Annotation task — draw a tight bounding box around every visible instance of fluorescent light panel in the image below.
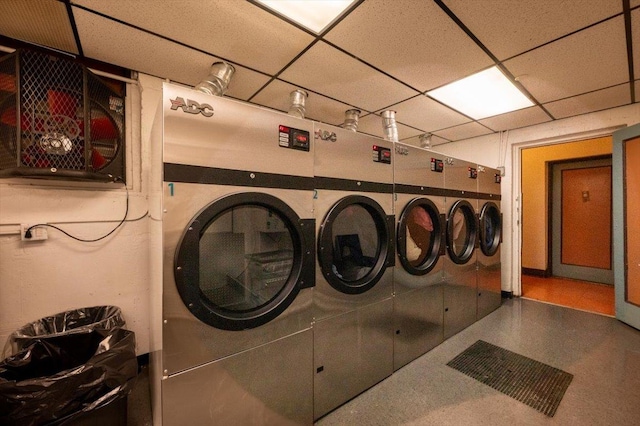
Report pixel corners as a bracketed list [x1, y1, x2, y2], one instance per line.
[256, 0, 356, 34]
[427, 66, 534, 120]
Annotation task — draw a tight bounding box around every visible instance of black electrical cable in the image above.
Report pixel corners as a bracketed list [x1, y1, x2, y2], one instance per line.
[25, 177, 130, 242]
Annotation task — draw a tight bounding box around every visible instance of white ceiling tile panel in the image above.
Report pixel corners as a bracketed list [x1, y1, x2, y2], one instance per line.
[0, 0, 78, 54]
[73, 7, 270, 100]
[250, 79, 359, 125]
[432, 122, 493, 141]
[479, 106, 552, 132]
[543, 84, 631, 119]
[324, 0, 493, 92]
[356, 114, 423, 140]
[279, 41, 418, 112]
[503, 16, 628, 103]
[390, 95, 471, 133]
[442, 0, 622, 60]
[73, 0, 314, 74]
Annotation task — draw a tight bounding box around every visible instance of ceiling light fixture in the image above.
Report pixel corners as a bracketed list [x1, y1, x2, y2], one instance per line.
[255, 0, 357, 34]
[426, 66, 534, 120]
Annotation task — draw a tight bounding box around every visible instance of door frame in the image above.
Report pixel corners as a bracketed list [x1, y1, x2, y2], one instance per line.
[549, 156, 613, 284]
[509, 125, 623, 296]
[613, 123, 640, 330]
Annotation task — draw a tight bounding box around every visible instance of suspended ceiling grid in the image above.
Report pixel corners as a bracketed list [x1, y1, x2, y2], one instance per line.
[0, 0, 638, 146]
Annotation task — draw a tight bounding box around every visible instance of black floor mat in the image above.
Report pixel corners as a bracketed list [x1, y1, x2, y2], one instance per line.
[447, 340, 573, 417]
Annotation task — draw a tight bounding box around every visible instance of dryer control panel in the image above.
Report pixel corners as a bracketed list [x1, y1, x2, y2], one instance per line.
[372, 145, 391, 164]
[279, 125, 310, 151]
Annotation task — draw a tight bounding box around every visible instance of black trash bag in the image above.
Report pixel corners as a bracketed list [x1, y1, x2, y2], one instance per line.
[2, 305, 125, 359]
[0, 307, 137, 426]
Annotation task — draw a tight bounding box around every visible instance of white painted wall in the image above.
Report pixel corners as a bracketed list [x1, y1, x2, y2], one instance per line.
[433, 103, 640, 296]
[0, 80, 151, 355]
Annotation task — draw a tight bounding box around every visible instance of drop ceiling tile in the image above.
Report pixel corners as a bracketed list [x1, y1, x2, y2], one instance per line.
[251, 79, 360, 125]
[324, 0, 493, 92]
[401, 134, 450, 148]
[356, 113, 423, 140]
[73, 0, 314, 74]
[280, 41, 418, 112]
[0, 0, 78, 54]
[73, 7, 269, 100]
[479, 106, 551, 132]
[442, 0, 622, 60]
[543, 84, 631, 119]
[389, 95, 470, 133]
[503, 16, 628, 103]
[432, 122, 493, 141]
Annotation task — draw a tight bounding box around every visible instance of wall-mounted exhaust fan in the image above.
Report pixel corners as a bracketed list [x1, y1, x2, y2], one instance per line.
[0, 49, 125, 181]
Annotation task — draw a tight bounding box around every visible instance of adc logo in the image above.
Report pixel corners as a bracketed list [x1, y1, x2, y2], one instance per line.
[395, 145, 409, 155]
[169, 97, 214, 117]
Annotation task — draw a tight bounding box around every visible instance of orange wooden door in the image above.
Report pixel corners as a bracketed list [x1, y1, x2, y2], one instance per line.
[551, 158, 613, 284]
[561, 166, 611, 269]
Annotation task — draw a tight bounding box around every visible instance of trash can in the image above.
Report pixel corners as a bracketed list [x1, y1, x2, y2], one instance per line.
[0, 306, 138, 426]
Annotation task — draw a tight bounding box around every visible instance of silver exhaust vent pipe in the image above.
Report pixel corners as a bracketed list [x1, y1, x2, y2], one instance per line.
[195, 62, 235, 96]
[419, 133, 432, 149]
[342, 109, 361, 132]
[381, 110, 399, 142]
[288, 89, 308, 118]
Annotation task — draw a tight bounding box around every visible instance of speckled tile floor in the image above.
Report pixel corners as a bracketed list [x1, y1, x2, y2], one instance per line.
[315, 298, 640, 425]
[126, 298, 640, 425]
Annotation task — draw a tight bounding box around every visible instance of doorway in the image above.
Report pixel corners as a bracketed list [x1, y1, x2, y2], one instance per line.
[550, 157, 613, 284]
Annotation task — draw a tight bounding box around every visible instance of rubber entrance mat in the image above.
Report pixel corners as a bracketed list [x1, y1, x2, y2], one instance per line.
[447, 340, 573, 417]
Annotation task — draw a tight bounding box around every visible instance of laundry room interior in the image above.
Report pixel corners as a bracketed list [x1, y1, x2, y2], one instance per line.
[1, 1, 640, 425]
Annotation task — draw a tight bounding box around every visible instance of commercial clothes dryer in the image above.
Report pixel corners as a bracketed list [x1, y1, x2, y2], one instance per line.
[312, 124, 395, 419]
[443, 157, 479, 339]
[476, 166, 502, 319]
[393, 143, 446, 370]
[160, 83, 315, 425]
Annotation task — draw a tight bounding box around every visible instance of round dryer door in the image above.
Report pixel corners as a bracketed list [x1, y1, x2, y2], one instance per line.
[174, 192, 314, 331]
[318, 195, 394, 294]
[479, 201, 501, 256]
[446, 200, 478, 264]
[397, 198, 443, 275]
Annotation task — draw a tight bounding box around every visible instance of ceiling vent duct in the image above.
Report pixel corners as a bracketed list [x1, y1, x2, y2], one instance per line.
[195, 62, 235, 96]
[288, 89, 308, 118]
[381, 110, 398, 142]
[342, 109, 361, 132]
[419, 133, 432, 149]
[0, 49, 125, 182]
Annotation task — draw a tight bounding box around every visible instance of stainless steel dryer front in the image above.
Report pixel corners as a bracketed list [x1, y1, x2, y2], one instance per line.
[477, 166, 502, 319]
[393, 143, 446, 370]
[443, 157, 479, 339]
[160, 83, 315, 425]
[312, 124, 395, 419]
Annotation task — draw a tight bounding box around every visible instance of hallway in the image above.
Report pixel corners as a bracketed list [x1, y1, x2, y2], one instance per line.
[521, 275, 615, 316]
[315, 298, 640, 425]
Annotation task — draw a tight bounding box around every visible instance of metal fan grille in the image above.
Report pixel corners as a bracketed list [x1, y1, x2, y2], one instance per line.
[0, 49, 125, 181]
[20, 50, 85, 170]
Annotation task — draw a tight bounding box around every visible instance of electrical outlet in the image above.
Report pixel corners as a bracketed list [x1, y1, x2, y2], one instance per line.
[21, 224, 48, 241]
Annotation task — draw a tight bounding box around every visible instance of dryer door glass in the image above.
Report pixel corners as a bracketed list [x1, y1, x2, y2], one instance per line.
[175, 192, 313, 331]
[479, 202, 501, 256]
[398, 198, 442, 275]
[318, 195, 393, 294]
[199, 205, 294, 311]
[331, 204, 379, 282]
[446, 200, 477, 264]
